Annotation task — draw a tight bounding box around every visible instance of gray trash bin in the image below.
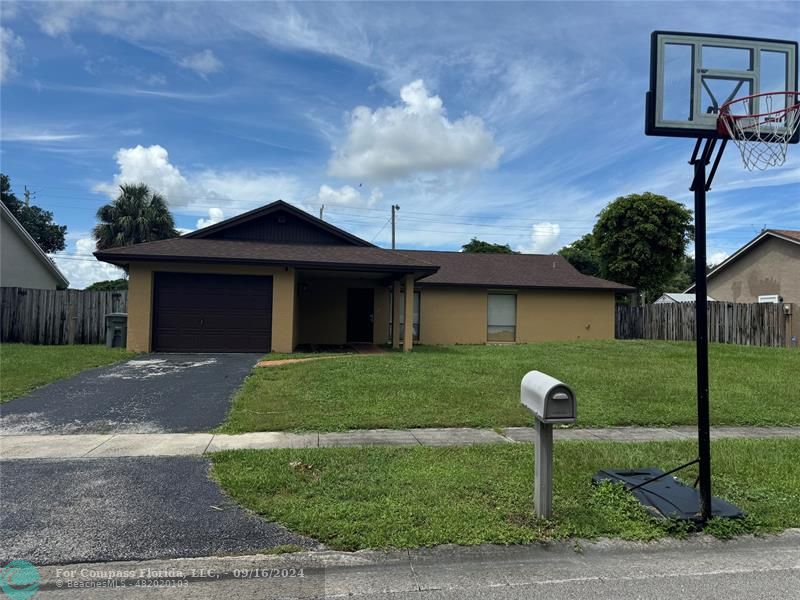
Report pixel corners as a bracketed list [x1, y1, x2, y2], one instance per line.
[105, 313, 128, 348]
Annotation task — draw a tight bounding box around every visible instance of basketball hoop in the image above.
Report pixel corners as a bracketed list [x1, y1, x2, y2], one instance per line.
[717, 91, 800, 171]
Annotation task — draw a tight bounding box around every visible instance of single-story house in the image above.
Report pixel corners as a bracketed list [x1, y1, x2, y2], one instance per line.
[95, 200, 634, 353]
[686, 228, 800, 342]
[654, 292, 716, 304]
[1, 202, 69, 290]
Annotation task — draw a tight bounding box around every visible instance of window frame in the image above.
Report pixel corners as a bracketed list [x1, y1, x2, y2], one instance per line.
[487, 291, 517, 343]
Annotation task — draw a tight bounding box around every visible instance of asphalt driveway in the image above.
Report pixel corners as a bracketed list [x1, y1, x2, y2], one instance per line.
[0, 353, 260, 434]
[0, 456, 317, 565]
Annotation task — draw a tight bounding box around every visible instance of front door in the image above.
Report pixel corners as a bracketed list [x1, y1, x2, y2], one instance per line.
[346, 288, 374, 343]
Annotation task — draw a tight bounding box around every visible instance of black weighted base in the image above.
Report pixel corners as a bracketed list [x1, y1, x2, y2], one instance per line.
[593, 468, 745, 524]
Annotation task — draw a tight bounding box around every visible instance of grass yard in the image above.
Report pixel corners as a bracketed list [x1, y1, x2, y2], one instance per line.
[220, 340, 799, 432]
[0, 343, 135, 402]
[211, 438, 800, 550]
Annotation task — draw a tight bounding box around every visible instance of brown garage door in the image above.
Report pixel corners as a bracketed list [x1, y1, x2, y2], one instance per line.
[152, 272, 273, 352]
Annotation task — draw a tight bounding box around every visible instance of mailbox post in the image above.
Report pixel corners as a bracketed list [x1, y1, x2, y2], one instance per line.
[520, 371, 576, 519]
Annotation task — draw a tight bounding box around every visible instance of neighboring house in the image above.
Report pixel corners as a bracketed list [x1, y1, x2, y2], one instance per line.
[95, 200, 633, 353]
[1, 202, 69, 290]
[686, 229, 800, 342]
[654, 292, 716, 304]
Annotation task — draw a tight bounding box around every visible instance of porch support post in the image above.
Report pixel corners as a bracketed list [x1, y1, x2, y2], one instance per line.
[392, 279, 402, 349]
[403, 273, 414, 352]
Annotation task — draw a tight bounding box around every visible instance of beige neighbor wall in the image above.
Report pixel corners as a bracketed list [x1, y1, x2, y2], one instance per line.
[705, 236, 800, 342]
[126, 262, 296, 353]
[296, 277, 389, 345]
[0, 215, 63, 289]
[416, 286, 616, 345]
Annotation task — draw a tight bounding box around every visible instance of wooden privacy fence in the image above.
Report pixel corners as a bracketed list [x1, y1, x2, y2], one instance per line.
[616, 301, 789, 348]
[1, 287, 128, 345]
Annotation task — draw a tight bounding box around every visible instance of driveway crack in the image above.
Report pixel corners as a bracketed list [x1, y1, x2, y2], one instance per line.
[407, 429, 423, 445]
[203, 434, 215, 455]
[82, 434, 116, 457]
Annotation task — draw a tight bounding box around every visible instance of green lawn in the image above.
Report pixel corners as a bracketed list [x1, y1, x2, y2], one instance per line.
[0, 343, 136, 402]
[211, 438, 800, 550]
[220, 341, 799, 432]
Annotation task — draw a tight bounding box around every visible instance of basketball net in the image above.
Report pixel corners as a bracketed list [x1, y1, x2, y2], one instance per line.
[717, 91, 800, 171]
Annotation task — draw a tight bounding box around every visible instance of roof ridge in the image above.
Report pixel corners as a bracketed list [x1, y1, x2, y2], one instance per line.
[183, 200, 375, 247]
[396, 248, 563, 258]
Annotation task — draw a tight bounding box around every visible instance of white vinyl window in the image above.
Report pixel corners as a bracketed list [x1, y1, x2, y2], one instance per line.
[487, 293, 516, 342]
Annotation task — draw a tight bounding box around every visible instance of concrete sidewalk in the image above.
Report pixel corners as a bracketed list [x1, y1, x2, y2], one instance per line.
[2, 425, 799, 460]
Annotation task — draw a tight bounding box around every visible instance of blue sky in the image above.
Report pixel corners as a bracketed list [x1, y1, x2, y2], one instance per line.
[1, 1, 798, 288]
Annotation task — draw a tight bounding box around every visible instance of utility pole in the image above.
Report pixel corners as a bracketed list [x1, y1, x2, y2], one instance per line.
[23, 186, 35, 207]
[319, 205, 325, 220]
[391, 204, 400, 249]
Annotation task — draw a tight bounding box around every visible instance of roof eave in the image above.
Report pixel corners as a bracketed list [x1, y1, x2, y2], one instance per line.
[416, 281, 635, 292]
[93, 252, 438, 275]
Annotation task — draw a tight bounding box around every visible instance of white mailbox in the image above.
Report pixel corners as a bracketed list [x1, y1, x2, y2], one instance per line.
[521, 371, 576, 424]
[520, 370, 577, 519]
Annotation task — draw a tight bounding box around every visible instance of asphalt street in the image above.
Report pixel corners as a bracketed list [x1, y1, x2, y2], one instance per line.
[27, 530, 800, 599]
[0, 456, 317, 565]
[0, 353, 260, 434]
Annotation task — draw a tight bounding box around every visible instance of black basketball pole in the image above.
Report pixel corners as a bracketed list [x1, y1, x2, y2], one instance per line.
[689, 137, 726, 523]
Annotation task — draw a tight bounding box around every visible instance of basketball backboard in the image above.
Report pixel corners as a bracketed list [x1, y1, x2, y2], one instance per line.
[646, 31, 799, 142]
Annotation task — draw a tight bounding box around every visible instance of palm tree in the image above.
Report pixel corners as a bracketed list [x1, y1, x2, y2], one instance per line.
[93, 184, 180, 250]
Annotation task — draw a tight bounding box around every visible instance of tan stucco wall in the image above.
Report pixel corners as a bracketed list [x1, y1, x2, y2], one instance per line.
[418, 287, 488, 345]
[705, 237, 800, 342]
[126, 262, 618, 352]
[516, 289, 615, 341]
[296, 277, 389, 345]
[0, 214, 63, 289]
[415, 286, 616, 345]
[126, 262, 296, 353]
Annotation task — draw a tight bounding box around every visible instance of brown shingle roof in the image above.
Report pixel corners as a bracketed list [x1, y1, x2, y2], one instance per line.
[95, 239, 633, 291]
[770, 229, 800, 243]
[398, 250, 634, 291]
[95, 238, 438, 273]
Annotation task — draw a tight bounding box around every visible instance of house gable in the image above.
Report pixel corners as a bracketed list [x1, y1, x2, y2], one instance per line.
[1, 202, 69, 289]
[686, 229, 800, 295]
[185, 200, 374, 246]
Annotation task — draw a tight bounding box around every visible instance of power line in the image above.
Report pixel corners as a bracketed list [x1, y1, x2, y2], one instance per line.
[370, 216, 393, 243]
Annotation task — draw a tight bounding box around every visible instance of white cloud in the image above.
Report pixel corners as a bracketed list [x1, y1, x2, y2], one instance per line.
[93, 145, 193, 204]
[328, 79, 502, 182]
[0, 26, 24, 82]
[318, 184, 382, 207]
[177, 49, 223, 77]
[2, 130, 87, 142]
[196, 208, 224, 229]
[518, 222, 561, 254]
[52, 236, 125, 290]
[94, 144, 304, 217]
[708, 251, 729, 266]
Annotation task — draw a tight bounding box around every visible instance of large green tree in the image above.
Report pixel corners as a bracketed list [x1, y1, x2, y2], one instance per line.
[93, 183, 179, 250]
[1, 173, 67, 253]
[558, 233, 600, 276]
[592, 192, 694, 302]
[461, 238, 516, 254]
[85, 278, 129, 291]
